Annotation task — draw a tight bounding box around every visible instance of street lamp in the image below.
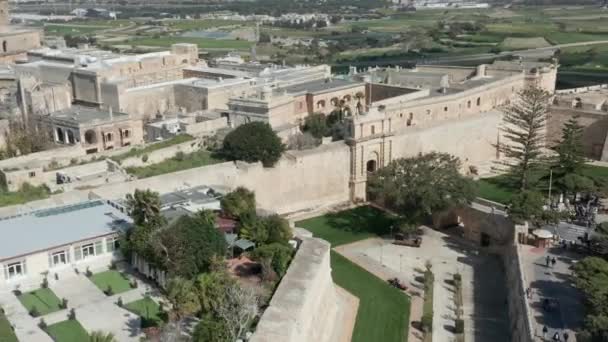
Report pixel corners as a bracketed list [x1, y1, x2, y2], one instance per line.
[399, 254, 403, 272]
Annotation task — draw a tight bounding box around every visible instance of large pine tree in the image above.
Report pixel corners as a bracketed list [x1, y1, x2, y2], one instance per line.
[497, 86, 551, 191]
[553, 115, 585, 175]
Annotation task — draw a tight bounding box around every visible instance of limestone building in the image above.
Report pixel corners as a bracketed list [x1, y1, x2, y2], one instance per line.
[0, 0, 42, 63]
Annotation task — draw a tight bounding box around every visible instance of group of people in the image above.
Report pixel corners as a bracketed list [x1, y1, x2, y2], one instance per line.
[545, 255, 557, 268]
[542, 326, 569, 341]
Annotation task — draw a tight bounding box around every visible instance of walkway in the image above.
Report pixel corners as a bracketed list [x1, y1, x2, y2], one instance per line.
[336, 228, 509, 342]
[520, 245, 584, 341]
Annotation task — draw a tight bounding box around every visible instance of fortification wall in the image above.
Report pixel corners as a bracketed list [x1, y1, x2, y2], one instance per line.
[250, 236, 341, 342]
[503, 231, 535, 342]
[547, 107, 608, 160]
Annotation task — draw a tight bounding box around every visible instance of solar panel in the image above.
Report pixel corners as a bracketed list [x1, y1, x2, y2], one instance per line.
[34, 200, 103, 218]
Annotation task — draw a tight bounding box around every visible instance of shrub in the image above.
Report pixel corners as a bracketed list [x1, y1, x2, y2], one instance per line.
[38, 318, 47, 330]
[421, 312, 433, 332]
[74, 268, 79, 275]
[141, 154, 149, 163]
[455, 319, 464, 333]
[174, 151, 185, 161]
[29, 306, 40, 317]
[13, 289, 22, 296]
[85, 267, 93, 277]
[41, 277, 48, 289]
[303, 113, 329, 138]
[251, 243, 295, 278]
[453, 273, 462, 285]
[109, 261, 117, 270]
[60, 298, 68, 309]
[222, 122, 284, 167]
[130, 279, 138, 289]
[105, 285, 114, 296]
[117, 297, 123, 307]
[68, 308, 76, 320]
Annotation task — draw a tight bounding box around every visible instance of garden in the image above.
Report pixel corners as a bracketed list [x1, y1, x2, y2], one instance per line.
[0, 308, 18, 342]
[123, 296, 166, 328]
[17, 287, 63, 316]
[125, 149, 223, 178]
[297, 206, 410, 342]
[45, 319, 89, 342]
[88, 269, 134, 295]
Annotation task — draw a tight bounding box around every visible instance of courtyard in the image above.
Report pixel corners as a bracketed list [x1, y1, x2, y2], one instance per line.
[297, 205, 510, 342]
[0, 262, 165, 342]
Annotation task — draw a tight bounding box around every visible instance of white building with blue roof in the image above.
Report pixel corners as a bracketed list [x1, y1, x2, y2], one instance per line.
[0, 200, 131, 288]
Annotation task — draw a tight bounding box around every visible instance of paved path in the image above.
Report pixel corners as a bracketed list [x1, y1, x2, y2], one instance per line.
[0, 292, 53, 342]
[337, 228, 509, 342]
[520, 245, 584, 342]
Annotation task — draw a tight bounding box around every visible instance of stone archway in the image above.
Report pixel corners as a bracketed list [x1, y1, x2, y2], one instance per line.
[366, 151, 379, 173]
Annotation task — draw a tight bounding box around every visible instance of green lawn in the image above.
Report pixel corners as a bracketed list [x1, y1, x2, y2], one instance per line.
[17, 288, 62, 315]
[45, 320, 89, 342]
[297, 206, 409, 342]
[124, 297, 166, 328]
[126, 37, 253, 50]
[125, 149, 223, 178]
[166, 19, 251, 30]
[476, 164, 608, 204]
[89, 270, 132, 295]
[296, 206, 397, 247]
[331, 251, 410, 342]
[0, 310, 17, 342]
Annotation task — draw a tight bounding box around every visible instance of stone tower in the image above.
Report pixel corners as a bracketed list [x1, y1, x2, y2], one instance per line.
[0, 0, 8, 27]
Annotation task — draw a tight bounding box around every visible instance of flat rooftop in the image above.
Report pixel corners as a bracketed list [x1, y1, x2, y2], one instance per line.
[281, 78, 362, 95]
[50, 105, 129, 125]
[0, 200, 131, 261]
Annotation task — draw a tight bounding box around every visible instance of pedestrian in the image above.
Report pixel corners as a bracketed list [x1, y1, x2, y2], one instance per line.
[526, 287, 531, 298]
[543, 326, 548, 340]
[553, 331, 560, 341]
[563, 331, 569, 342]
[546, 255, 551, 267]
[551, 257, 557, 268]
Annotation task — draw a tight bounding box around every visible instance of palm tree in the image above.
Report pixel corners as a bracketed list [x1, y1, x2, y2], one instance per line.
[125, 189, 164, 227]
[166, 277, 201, 337]
[355, 91, 365, 115]
[89, 331, 117, 342]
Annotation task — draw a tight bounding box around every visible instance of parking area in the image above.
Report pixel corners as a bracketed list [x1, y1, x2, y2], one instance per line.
[336, 227, 509, 342]
[0, 263, 163, 342]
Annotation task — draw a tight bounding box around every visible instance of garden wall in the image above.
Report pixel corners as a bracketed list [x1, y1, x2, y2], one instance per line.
[250, 236, 351, 342]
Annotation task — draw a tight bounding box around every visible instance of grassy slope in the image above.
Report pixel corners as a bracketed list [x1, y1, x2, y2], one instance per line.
[89, 270, 132, 294]
[126, 149, 222, 179]
[18, 288, 62, 315]
[297, 206, 409, 342]
[46, 320, 89, 342]
[0, 185, 50, 208]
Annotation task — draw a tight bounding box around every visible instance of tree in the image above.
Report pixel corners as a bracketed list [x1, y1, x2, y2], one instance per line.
[572, 257, 608, 340]
[215, 283, 260, 342]
[250, 242, 294, 277]
[552, 115, 591, 195]
[154, 214, 226, 278]
[222, 122, 284, 167]
[89, 331, 117, 342]
[195, 271, 235, 316]
[239, 215, 291, 245]
[192, 315, 230, 342]
[125, 189, 165, 227]
[303, 113, 329, 138]
[507, 190, 544, 224]
[368, 152, 476, 223]
[2, 120, 51, 158]
[497, 86, 551, 190]
[166, 277, 201, 337]
[220, 187, 256, 220]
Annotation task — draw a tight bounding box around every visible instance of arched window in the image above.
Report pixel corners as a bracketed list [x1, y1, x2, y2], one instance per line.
[467, 100, 471, 108]
[84, 130, 97, 144]
[366, 160, 377, 173]
[477, 97, 481, 106]
[2, 41, 7, 53]
[317, 100, 326, 109]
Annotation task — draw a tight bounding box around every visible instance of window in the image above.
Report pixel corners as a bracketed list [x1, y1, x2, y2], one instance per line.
[467, 100, 471, 109]
[29, 171, 36, 178]
[50, 251, 68, 267]
[123, 130, 130, 138]
[426, 109, 431, 115]
[477, 97, 481, 106]
[371, 125, 375, 135]
[106, 133, 113, 142]
[444, 107, 448, 112]
[81, 243, 95, 259]
[4, 261, 26, 280]
[106, 237, 120, 252]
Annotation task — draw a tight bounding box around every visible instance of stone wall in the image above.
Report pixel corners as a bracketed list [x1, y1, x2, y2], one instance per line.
[547, 106, 608, 160]
[503, 227, 535, 342]
[119, 139, 201, 168]
[250, 236, 341, 342]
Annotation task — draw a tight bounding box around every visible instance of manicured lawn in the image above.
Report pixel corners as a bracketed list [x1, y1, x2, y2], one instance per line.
[46, 320, 89, 342]
[89, 270, 132, 295]
[476, 165, 608, 204]
[125, 149, 223, 178]
[124, 297, 166, 328]
[17, 288, 62, 315]
[298, 206, 409, 342]
[296, 205, 397, 247]
[331, 251, 410, 342]
[0, 310, 17, 342]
